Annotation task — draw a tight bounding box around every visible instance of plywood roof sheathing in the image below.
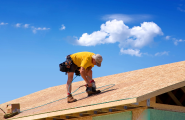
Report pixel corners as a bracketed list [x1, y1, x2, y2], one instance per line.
[1, 60, 185, 120]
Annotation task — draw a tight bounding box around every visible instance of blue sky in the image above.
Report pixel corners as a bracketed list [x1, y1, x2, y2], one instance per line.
[0, 0, 185, 104]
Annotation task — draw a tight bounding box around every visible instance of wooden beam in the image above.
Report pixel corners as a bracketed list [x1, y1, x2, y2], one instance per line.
[151, 103, 185, 113]
[167, 91, 182, 106]
[115, 106, 126, 110]
[165, 95, 172, 104]
[180, 87, 185, 103]
[35, 119, 45, 120]
[49, 116, 64, 120]
[59, 116, 66, 119]
[180, 93, 185, 103]
[156, 96, 163, 103]
[66, 113, 80, 118]
[45, 118, 53, 120]
[137, 81, 185, 103]
[87, 111, 95, 115]
[79, 112, 91, 117]
[180, 87, 185, 93]
[97, 108, 109, 113]
[14, 98, 137, 120]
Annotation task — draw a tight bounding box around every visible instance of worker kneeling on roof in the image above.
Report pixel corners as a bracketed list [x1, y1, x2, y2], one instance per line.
[59, 51, 103, 103]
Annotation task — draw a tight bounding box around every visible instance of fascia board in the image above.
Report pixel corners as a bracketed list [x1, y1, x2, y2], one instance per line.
[137, 80, 185, 102]
[8, 98, 137, 120]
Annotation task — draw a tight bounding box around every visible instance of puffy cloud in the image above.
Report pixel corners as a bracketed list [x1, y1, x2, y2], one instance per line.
[77, 31, 108, 46]
[174, 39, 185, 45]
[32, 27, 50, 33]
[155, 51, 169, 56]
[16, 23, 21, 27]
[60, 24, 65, 30]
[102, 14, 152, 23]
[165, 36, 171, 40]
[0, 22, 8, 25]
[120, 48, 142, 57]
[24, 24, 30, 28]
[75, 19, 163, 57]
[164, 36, 185, 45]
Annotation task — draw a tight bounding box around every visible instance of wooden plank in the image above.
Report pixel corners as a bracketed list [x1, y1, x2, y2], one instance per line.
[167, 91, 182, 106]
[180, 87, 185, 93]
[115, 106, 126, 110]
[35, 119, 45, 120]
[69, 113, 80, 117]
[156, 97, 163, 103]
[151, 103, 185, 113]
[46, 98, 137, 119]
[49, 116, 64, 120]
[137, 80, 185, 102]
[59, 116, 66, 119]
[86, 111, 95, 115]
[180, 94, 185, 103]
[11, 98, 136, 120]
[3, 61, 185, 120]
[165, 95, 172, 104]
[45, 118, 53, 120]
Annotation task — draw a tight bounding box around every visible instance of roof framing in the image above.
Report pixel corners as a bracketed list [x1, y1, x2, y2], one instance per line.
[8, 98, 137, 120]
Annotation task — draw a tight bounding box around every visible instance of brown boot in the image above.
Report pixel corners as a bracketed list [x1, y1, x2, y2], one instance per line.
[86, 87, 101, 96]
[67, 94, 77, 103]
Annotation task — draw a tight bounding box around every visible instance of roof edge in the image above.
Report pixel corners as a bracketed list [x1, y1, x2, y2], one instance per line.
[137, 79, 185, 102]
[8, 97, 137, 120]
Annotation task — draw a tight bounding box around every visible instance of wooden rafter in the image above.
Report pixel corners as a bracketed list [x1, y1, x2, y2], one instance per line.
[179, 87, 185, 104]
[180, 87, 185, 93]
[156, 96, 163, 103]
[167, 91, 182, 106]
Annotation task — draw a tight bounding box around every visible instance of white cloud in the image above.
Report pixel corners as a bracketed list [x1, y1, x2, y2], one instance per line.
[0, 22, 8, 25]
[174, 39, 185, 45]
[24, 24, 30, 28]
[178, 7, 185, 12]
[32, 27, 50, 33]
[60, 24, 65, 30]
[15, 23, 21, 27]
[102, 14, 152, 23]
[120, 48, 142, 57]
[164, 36, 185, 45]
[75, 19, 163, 57]
[165, 36, 171, 40]
[155, 51, 169, 56]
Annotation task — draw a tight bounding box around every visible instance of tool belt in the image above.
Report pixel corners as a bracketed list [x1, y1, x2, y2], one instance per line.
[59, 55, 72, 74]
[59, 54, 81, 76]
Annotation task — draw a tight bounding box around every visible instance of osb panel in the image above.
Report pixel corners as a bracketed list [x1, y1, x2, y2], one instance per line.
[0, 113, 4, 120]
[0, 61, 185, 120]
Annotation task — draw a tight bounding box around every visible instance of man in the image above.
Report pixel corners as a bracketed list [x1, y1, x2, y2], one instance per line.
[65, 51, 103, 103]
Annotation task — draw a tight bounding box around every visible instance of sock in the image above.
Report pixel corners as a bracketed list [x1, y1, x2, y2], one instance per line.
[90, 80, 95, 83]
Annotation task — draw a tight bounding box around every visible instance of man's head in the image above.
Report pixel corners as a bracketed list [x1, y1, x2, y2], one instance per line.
[92, 54, 103, 67]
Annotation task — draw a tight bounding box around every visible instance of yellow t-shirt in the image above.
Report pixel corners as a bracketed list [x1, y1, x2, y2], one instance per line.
[70, 52, 95, 69]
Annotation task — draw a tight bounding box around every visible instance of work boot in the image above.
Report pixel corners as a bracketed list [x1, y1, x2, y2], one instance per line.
[86, 86, 93, 96]
[86, 86, 101, 96]
[92, 87, 101, 93]
[67, 94, 77, 103]
[91, 79, 101, 94]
